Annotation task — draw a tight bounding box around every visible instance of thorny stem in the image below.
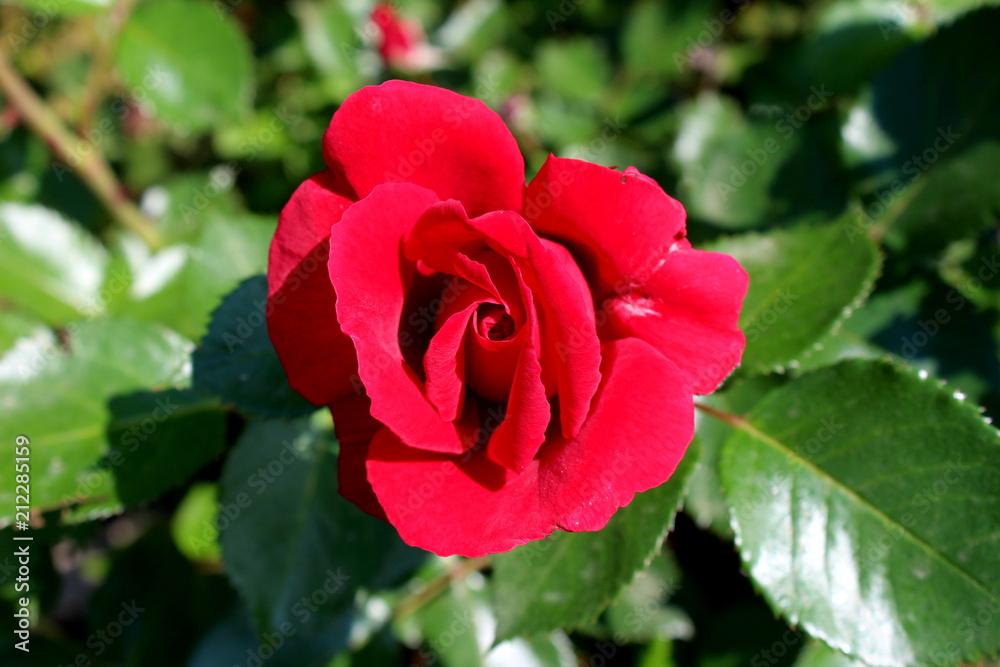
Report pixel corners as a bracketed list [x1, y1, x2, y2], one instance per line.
[0, 47, 164, 250]
[394, 555, 492, 620]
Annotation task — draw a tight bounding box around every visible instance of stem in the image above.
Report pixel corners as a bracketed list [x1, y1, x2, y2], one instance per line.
[77, 0, 137, 135]
[0, 48, 164, 250]
[394, 556, 492, 620]
[694, 402, 749, 429]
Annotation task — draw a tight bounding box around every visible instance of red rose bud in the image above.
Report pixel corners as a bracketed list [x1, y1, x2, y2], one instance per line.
[370, 3, 440, 71]
[267, 81, 748, 557]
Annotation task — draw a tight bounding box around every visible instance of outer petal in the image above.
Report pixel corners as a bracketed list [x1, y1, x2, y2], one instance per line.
[323, 80, 525, 217]
[539, 337, 695, 532]
[267, 170, 359, 405]
[523, 155, 686, 294]
[525, 156, 747, 394]
[328, 182, 468, 454]
[331, 394, 386, 521]
[365, 428, 553, 557]
[604, 249, 748, 394]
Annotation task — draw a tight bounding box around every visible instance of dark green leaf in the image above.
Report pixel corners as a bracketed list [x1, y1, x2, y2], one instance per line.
[219, 418, 425, 635]
[865, 8, 1000, 254]
[492, 442, 698, 640]
[192, 275, 317, 418]
[720, 359, 1000, 667]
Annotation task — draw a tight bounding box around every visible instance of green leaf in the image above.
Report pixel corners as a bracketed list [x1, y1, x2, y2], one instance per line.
[0, 310, 46, 354]
[0, 318, 191, 522]
[171, 482, 223, 562]
[120, 212, 276, 339]
[719, 360, 1000, 667]
[863, 8, 1000, 254]
[492, 442, 698, 640]
[106, 388, 227, 506]
[0, 203, 109, 323]
[11, 0, 112, 15]
[114, 0, 254, 133]
[290, 1, 363, 102]
[535, 38, 612, 105]
[794, 641, 865, 667]
[621, 0, 708, 80]
[707, 222, 881, 373]
[192, 275, 317, 418]
[671, 93, 848, 229]
[405, 571, 489, 667]
[602, 553, 692, 644]
[219, 418, 425, 635]
[402, 563, 577, 667]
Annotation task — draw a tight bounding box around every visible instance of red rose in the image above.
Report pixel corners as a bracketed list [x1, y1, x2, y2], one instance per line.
[370, 3, 439, 72]
[267, 80, 747, 557]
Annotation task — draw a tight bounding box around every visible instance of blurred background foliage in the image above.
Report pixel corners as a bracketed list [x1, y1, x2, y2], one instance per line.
[0, 0, 999, 665]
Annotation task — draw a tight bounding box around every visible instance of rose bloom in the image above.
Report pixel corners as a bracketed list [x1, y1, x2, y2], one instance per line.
[267, 80, 747, 557]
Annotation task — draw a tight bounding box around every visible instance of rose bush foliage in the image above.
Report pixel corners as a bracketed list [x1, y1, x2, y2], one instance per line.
[267, 80, 748, 557]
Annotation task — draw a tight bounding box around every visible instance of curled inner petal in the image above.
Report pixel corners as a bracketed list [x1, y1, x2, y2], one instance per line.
[467, 309, 521, 403]
[476, 303, 516, 341]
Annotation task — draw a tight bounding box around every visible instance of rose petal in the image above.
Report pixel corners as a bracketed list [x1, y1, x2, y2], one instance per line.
[540, 337, 695, 532]
[524, 155, 687, 294]
[410, 204, 602, 439]
[267, 170, 359, 405]
[604, 249, 748, 393]
[331, 393, 386, 521]
[424, 298, 479, 422]
[328, 182, 466, 454]
[323, 80, 525, 217]
[366, 427, 553, 557]
[525, 155, 747, 393]
[482, 293, 550, 472]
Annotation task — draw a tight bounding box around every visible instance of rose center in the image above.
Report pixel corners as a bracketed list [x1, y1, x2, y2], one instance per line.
[476, 303, 516, 341]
